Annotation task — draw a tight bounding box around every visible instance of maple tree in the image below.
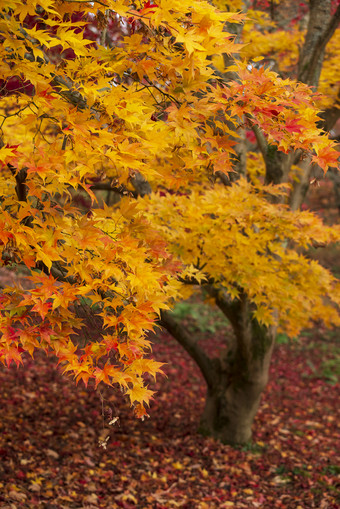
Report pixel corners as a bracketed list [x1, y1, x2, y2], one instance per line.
[0, 0, 339, 445]
[140, 0, 340, 444]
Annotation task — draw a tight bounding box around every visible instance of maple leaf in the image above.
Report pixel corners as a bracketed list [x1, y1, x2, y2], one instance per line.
[134, 403, 150, 420]
[0, 343, 24, 367]
[31, 300, 52, 321]
[126, 384, 155, 406]
[126, 358, 165, 380]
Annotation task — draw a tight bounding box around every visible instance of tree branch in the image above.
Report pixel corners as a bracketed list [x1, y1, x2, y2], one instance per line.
[289, 155, 313, 211]
[206, 285, 277, 374]
[51, 75, 87, 111]
[8, 165, 28, 202]
[159, 310, 217, 389]
[89, 181, 137, 197]
[250, 122, 268, 160]
[245, 117, 288, 186]
[215, 170, 232, 186]
[62, 0, 109, 6]
[205, 285, 241, 331]
[130, 172, 152, 197]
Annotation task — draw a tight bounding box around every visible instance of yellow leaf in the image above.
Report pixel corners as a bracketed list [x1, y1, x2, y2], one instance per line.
[243, 489, 254, 495]
[126, 385, 155, 405]
[172, 461, 184, 470]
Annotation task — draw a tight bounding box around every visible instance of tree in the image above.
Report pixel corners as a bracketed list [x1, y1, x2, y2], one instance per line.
[0, 0, 338, 442]
[140, 0, 340, 444]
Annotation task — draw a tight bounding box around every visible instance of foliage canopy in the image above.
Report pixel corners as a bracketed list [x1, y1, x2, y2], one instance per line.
[0, 0, 339, 419]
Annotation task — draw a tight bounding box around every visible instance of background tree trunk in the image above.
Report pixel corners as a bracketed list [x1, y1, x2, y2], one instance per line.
[258, 1, 340, 202]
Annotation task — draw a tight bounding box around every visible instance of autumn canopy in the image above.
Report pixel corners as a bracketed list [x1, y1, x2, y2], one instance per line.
[0, 0, 339, 426]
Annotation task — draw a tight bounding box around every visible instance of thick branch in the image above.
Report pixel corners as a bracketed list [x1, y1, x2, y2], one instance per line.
[246, 117, 300, 187]
[250, 122, 268, 160]
[90, 181, 137, 197]
[8, 165, 28, 202]
[289, 156, 313, 211]
[205, 285, 241, 331]
[51, 75, 87, 111]
[326, 168, 340, 213]
[159, 310, 217, 389]
[59, 0, 109, 6]
[206, 285, 276, 374]
[50, 263, 76, 284]
[215, 170, 232, 186]
[130, 172, 152, 197]
[245, 119, 287, 186]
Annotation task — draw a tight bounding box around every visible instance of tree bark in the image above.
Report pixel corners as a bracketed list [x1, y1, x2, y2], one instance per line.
[289, 156, 313, 211]
[297, 0, 333, 87]
[199, 341, 273, 444]
[200, 288, 276, 444]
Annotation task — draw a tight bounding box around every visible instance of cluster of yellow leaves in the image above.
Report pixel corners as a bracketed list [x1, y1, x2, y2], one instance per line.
[142, 179, 340, 338]
[246, 151, 266, 185]
[0, 0, 244, 188]
[241, 8, 303, 74]
[0, 0, 243, 413]
[319, 27, 340, 109]
[212, 0, 244, 12]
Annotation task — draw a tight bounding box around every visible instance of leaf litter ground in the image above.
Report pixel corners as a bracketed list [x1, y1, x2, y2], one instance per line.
[0, 318, 339, 509]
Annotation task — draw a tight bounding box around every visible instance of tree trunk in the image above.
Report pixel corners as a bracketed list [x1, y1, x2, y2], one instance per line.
[161, 291, 276, 445]
[199, 327, 275, 444]
[198, 289, 276, 444]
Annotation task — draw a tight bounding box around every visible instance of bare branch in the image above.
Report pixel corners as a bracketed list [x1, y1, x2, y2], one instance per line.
[205, 285, 241, 331]
[289, 156, 313, 211]
[318, 89, 340, 132]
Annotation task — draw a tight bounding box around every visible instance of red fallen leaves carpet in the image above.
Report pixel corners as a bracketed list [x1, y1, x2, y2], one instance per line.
[0, 327, 339, 509]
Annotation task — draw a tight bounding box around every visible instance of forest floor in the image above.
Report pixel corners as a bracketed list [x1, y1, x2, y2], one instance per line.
[0, 319, 339, 509]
